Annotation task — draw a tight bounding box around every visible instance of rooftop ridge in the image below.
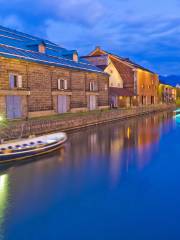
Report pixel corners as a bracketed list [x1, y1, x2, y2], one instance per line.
[0, 43, 105, 74]
[89, 48, 156, 74]
[0, 43, 100, 67]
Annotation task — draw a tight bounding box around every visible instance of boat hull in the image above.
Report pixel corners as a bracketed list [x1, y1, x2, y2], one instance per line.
[0, 133, 67, 163]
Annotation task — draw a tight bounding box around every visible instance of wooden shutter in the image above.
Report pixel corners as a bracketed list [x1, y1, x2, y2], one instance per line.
[17, 75, 23, 88]
[9, 74, 15, 88]
[14, 96, 22, 118]
[6, 96, 22, 119]
[58, 79, 61, 90]
[94, 83, 97, 91]
[90, 82, 93, 91]
[6, 96, 14, 119]
[64, 80, 67, 90]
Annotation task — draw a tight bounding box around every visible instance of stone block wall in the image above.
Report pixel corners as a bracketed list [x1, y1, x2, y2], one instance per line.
[0, 56, 109, 118]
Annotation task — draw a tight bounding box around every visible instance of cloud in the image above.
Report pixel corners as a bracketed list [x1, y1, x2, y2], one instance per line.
[43, 0, 106, 25]
[0, 0, 180, 75]
[0, 14, 24, 30]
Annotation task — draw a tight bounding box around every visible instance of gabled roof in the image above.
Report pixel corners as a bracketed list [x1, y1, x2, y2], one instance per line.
[88, 47, 156, 74]
[0, 25, 105, 74]
[110, 59, 134, 84]
[122, 58, 155, 74]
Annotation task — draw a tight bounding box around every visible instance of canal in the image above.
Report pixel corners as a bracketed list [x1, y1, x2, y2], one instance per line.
[0, 110, 179, 240]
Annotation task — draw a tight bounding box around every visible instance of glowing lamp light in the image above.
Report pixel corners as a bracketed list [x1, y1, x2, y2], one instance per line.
[0, 174, 8, 192]
[0, 115, 7, 126]
[127, 127, 131, 139]
[0, 174, 9, 222]
[0, 115, 4, 122]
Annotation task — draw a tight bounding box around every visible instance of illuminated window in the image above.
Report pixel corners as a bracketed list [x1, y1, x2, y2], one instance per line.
[90, 82, 98, 91]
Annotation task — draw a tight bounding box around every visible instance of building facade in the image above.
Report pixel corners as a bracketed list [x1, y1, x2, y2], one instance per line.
[158, 83, 176, 103]
[0, 26, 109, 120]
[83, 47, 159, 107]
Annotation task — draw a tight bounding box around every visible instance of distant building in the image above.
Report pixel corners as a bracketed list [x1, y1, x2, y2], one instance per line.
[158, 83, 176, 103]
[82, 47, 159, 107]
[0, 26, 109, 120]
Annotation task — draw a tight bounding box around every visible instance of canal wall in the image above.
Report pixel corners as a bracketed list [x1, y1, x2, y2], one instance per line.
[0, 104, 176, 140]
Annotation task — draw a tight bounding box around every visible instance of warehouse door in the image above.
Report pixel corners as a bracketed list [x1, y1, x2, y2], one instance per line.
[151, 96, 155, 104]
[111, 96, 118, 108]
[58, 96, 69, 113]
[89, 95, 97, 110]
[6, 96, 22, 119]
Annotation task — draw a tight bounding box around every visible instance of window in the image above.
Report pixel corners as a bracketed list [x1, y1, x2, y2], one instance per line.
[89, 82, 98, 91]
[58, 79, 68, 90]
[38, 44, 46, 53]
[73, 52, 78, 62]
[9, 74, 22, 89]
[104, 84, 108, 91]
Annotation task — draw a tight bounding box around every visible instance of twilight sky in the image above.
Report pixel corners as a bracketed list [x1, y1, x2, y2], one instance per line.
[0, 0, 180, 75]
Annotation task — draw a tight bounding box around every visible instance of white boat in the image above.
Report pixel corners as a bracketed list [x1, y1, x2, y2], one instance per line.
[0, 132, 67, 163]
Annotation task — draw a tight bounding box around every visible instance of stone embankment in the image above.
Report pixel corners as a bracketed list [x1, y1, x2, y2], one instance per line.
[0, 104, 176, 140]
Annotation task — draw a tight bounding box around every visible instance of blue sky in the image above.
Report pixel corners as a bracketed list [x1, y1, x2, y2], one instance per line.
[0, 0, 180, 75]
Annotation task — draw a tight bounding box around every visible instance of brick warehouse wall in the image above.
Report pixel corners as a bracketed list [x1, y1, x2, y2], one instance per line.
[137, 70, 159, 104]
[0, 56, 109, 118]
[87, 48, 160, 107]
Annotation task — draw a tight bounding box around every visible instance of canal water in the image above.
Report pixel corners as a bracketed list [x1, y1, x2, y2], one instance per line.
[0, 110, 179, 240]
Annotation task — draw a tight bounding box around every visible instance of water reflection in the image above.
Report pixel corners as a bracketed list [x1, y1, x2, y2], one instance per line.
[0, 110, 177, 240]
[174, 108, 180, 125]
[0, 174, 9, 240]
[53, 110, 175, 189]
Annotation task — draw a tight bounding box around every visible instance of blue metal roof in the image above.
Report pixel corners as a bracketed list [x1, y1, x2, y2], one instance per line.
[0, 25, 105, 74]
[0, 44, 105, 73]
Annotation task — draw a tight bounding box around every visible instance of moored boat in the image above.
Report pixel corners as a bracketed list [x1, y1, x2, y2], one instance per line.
[0, 132, 67, 163]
